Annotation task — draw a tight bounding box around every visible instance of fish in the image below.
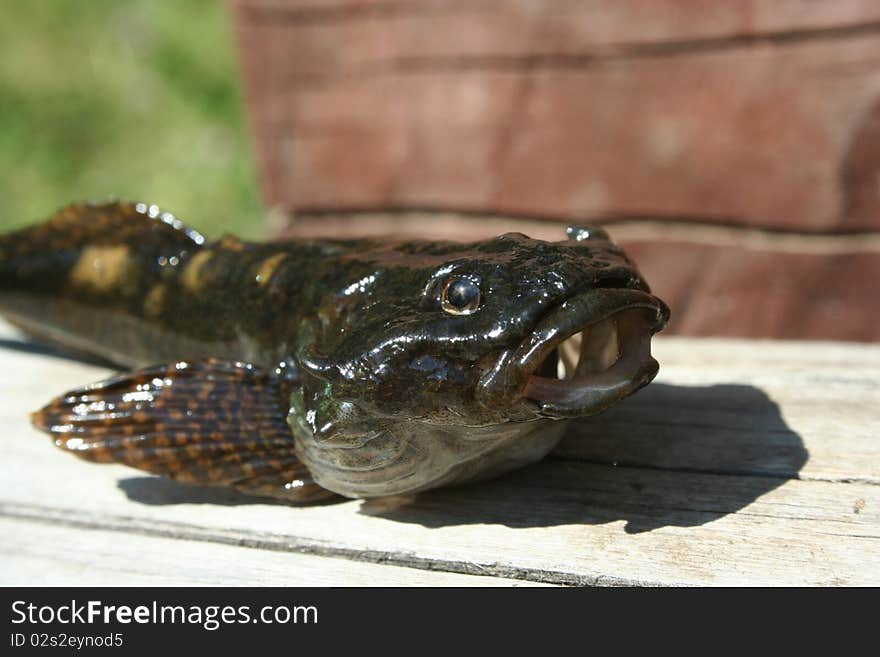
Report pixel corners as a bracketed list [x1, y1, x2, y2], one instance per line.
[0, 201, 670, 502]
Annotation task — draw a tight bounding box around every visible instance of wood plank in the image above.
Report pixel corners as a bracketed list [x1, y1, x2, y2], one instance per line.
[621, 242, 880, 341]
[233, 0, 880, 344]
[234, 2, 880, 231]
[0, 320, 876, 585]
[0, 517, 545, 586]
[559, 337, 880, 484]
[277, 213, 880, 341]
[2, 471, 877, 586]
[233, 1, 880, 60]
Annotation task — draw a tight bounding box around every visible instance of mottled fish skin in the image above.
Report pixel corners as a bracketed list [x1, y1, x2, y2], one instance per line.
[0, 201, 372, 367]
[2, 201, 669, 501]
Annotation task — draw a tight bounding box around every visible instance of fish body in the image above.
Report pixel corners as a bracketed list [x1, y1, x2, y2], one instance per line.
[0, 202, 669, 501]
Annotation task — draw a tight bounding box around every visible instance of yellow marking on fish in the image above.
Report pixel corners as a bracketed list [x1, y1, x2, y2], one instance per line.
[144, 284, 166, 318]
[180, 251, 213, 293]
[69, 245, 136, 294]
[255, 253, 288, 286]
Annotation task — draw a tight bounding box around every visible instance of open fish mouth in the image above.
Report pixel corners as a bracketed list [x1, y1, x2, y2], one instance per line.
[480, 288, 669, 418]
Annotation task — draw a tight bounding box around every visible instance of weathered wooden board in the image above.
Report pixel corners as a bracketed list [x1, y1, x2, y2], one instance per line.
[233, 0, 880, 58]
[0, 319, 877, 586]
[243, 40, 880, 230]
[232, 0, 880, 231]
[231, 0, 880, 342]
[0, 517, 544, 586]
[622, 241, 880, 341]
[277, 213, 880, 341]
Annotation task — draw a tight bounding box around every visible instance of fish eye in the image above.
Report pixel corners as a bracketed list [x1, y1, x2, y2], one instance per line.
[441, 277, 481, 315]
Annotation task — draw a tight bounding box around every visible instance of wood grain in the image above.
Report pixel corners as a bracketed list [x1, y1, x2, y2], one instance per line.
[277, 212, 880, 341]
[0, 320, 876, 586]
[231, 0, 880, 342]
[0, 517, 545, 586]
[232, 0, 880, 231]
[233, 1, 880, 62]
[623, 241, 880, 341]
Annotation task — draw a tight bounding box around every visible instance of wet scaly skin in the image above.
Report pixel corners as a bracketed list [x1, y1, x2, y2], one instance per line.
[1, 202, 669, 501]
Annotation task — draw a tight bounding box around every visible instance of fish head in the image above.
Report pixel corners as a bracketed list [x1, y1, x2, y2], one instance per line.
[297, 227, 669, 427]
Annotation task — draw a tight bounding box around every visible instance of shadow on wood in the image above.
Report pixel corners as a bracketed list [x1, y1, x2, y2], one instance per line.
[358, 384, 808, 533]
[116, 383, 807, 534]
[117, 478, 293, 507]
[0, 337, 117, 368]
[116, 477, 344, 508]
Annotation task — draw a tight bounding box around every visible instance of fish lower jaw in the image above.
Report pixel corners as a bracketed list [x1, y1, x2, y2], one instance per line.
[523, 307, 662, 418]
[293, 418, 566, 499]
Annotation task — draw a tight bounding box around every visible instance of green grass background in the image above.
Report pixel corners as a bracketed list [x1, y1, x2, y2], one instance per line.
[0, 0, 265, 238]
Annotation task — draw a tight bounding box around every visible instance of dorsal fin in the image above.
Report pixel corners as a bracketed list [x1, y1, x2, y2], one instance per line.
[0, 201, 211, 365]
[44, 200, 205, 249]
[1, 200, 205, 276]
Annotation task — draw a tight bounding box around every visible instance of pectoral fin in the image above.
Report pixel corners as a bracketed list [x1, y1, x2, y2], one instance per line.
[31, 359, 335, 504]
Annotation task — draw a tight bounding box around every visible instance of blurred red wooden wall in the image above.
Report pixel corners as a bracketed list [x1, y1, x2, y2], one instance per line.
[229, 0, 880, 341]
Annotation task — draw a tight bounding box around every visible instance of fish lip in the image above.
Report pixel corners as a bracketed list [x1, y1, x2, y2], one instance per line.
[476, 287, 669, 416]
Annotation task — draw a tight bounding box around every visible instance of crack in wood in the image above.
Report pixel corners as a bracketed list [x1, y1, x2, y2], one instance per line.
[238, 1, 880, 60]
[282, 208, 880, 253]
[542, 455, 880, 487]
[238, 0, 452, 25]
[343, 22, 880, 78]
[0, 502, 662, 586]
[812, 531, 879, 540]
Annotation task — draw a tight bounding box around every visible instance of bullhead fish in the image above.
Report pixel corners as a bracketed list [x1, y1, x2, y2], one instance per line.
[0, 201, 669, 502]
